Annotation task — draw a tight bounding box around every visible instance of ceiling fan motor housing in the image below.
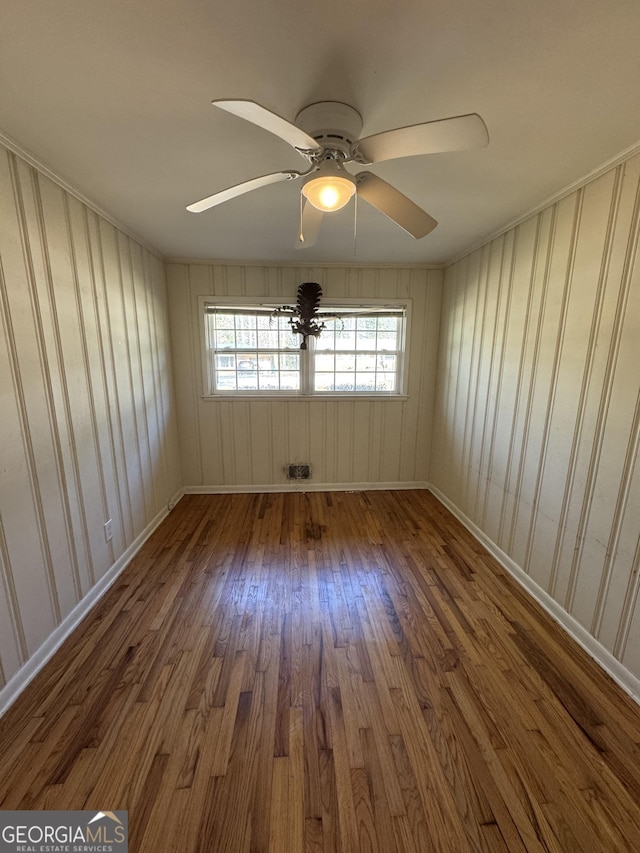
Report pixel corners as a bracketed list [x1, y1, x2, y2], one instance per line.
[295, 102, 363, 159]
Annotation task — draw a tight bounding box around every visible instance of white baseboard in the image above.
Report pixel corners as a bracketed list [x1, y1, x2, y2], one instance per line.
[428, 484, 640, 707]
[183, 481, 430, 495]
[0, 493, 182, 718]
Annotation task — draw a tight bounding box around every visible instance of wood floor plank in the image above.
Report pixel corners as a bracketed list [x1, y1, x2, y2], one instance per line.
[1, 490, 640, 852]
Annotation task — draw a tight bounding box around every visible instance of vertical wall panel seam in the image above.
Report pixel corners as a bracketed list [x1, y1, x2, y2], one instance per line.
[587, 177, 640, 632]
[593, 390, 640, 642]
[113, 236, 144, 532]
[5, 159, 63, 621]
[548, 168, 624, 599]
[565, 169, 640, 614]
[140, 250, 163, 509]
[409, 274, 426, 481]
[246, 398, 255, 483]
[82, 208, 118, 563]
[437, 264, 456, 485]
[110, 235, 140, 540]
[429, 268, 451, 484]
[133, 245, 158, 513]
[450, 256, 469, 506]
[615, 529, 640, 659]
[62, 193, 102, 588]
[32, 176, 85, 602]
[144, 251, 170, 505]
[0, 363, 29, 663]
[459, 254, 482, 513]
[494, 224, 531, 549]
[508, 207, 556, 554]
[523, 191, 583, 577]
[498, 214, 542, 547]
[209, 266, 223, 485]
[463, 246, 489, 509]
[121, 239, 150, 521]
[473, 238, 505, 520]
[481, 229, 519, 532]
[0, 512, 27, 667]
[94, 219, 132, 543]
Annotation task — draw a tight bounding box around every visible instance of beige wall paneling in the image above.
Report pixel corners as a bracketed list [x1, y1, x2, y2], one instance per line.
[36, 174, 108, 601]
[0, 311, 31, 683]
[167, 263, 442, 490]
[526, 174, 619, 600]
[116, 230, 153, 527]
[0, 140, 181, 702]
[0, 151, 70, 657]
[505, 197, 577, 573]
[432, 149, 640, 687]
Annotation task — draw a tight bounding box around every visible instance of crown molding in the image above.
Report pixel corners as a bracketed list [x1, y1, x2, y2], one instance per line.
[0, 130, 163, 260]
[445, 138, 640, 268]
[165, 257, 445, 270]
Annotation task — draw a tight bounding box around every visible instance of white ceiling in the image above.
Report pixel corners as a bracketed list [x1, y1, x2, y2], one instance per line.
[2, 0, 640, 265]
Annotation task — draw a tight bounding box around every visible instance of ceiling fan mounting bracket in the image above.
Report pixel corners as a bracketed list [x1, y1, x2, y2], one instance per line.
[295, 102, 363, 160]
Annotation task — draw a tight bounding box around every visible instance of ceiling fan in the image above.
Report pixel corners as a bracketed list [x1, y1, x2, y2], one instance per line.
[187, 100, 489, 247]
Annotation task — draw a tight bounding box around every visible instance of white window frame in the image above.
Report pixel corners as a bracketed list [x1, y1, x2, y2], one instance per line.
[199, 296, 411, 400]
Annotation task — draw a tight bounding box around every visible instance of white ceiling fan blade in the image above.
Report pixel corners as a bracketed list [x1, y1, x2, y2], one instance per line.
[356, 172, 437, 239]
[213, 100, 322, 156]
[296, 199, 324, 248]
[187, 171, 301, 213]
[352, 113, 489, 164]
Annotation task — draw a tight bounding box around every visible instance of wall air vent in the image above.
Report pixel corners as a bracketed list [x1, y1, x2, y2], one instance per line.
[286, 464, 311, 480]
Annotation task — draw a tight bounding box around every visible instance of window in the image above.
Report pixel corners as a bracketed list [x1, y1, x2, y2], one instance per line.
[203, 301, 408, 397]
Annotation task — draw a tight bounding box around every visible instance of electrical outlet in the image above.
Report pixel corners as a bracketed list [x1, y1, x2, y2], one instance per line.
[104, 519, 113, 542]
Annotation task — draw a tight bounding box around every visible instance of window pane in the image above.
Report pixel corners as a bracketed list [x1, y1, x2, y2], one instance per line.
[214, 314, 235, 329]
[214, 328, 236, 349]
[334, 376, 355, 391]
[356, 331, 376, 350]
[378, 316, 398, 331]
[357, 317, 377, 331]
[280, 329, 300, 349]
[315, 373, 336, 391]
[336, 329, 355, 349]
[355, 374, 376, 391]
[216, 371, 237, 391]
[356, 353, 376, 372]
[258, 371, 279, 390]
[215, 354, 236, 370]
[315, 353, 334, 372]
[334, 353, 355, 372]
[258, 330, 279, 348]
[281, 372, 300, 390]
[377, 354, 396, 372]
[280, 353, 300, 370]
[236, 329, 256, 348]
[377, 331, 397, 350]
[237, 355, 257, 370]
[237, 371, 258, 390]
[376, 373, 396, 391]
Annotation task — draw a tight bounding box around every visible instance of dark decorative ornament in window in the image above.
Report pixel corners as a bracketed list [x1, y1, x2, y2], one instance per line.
[271, 282, 341, 349]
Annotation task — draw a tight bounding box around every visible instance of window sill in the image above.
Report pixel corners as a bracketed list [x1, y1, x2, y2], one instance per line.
[201, 394, 409, 402]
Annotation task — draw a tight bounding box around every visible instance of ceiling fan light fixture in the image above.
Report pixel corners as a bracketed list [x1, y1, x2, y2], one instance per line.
[302, 162, 356, 212]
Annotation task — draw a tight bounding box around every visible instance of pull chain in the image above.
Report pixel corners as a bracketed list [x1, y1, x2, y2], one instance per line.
[298, 193, 304, 244]
[353, 192, 358, 256]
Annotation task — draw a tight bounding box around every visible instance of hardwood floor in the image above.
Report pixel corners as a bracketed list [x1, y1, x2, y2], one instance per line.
[1, 490, 640, 851]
